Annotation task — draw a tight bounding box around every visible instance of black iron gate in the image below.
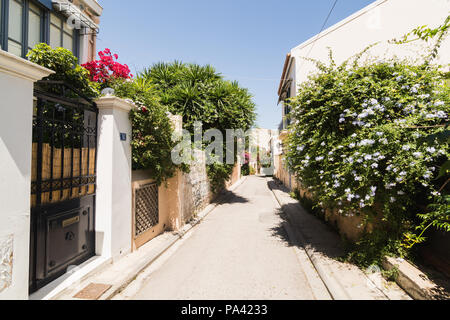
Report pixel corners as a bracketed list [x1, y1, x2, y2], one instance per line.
[30, 81, 98, 293]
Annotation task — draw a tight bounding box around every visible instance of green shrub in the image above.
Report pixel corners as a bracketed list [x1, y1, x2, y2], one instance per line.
[140, 62, 256, 191]
[285, 50, 449, 265]
[113, 77, 187, 185]
[27, 43, 99, 98]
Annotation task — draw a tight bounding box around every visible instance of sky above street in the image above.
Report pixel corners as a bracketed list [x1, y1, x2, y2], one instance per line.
[97, 0, 376, 129]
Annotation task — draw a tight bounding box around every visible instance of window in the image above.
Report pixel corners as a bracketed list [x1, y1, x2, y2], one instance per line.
[50, 12, 74, 51]
[1, 0, 79, 58]
[27, 1, 41, 50]
[8, 0, 23, 56]
[0, 0, 3, 49]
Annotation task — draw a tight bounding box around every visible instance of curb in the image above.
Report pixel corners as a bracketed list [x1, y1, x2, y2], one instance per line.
[382, 256, 448, 300]
[104, 176, 248, 300]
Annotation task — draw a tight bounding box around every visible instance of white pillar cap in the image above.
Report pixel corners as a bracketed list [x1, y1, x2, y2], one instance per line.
[0, 49, 54, 82]
[95, 95, 135, 112]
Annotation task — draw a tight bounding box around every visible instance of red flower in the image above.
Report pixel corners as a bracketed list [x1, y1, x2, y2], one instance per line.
[141, 106, 148, 113]
[82, 49, 132, 84]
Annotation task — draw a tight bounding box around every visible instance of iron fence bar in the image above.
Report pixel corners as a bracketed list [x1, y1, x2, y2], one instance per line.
[49, 104, 55, 201]
[70, 107, 75, 198]
[79, 116, 82, 196]
[60, 107, 65, 200]
[36, 98, 44, 207]
[93, 106, 98, 195]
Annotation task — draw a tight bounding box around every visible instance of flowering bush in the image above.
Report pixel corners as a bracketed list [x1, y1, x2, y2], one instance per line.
[285, 52, 449, 265]
[112, 77, 186, 185]
[27, 43, 100, 97]
[82, 48, 133, 87]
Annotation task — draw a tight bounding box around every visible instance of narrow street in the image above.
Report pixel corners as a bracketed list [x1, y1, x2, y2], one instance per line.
[126, 176, 325, 300]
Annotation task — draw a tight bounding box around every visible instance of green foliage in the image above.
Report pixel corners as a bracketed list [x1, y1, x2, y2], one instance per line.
[241, 163, 250, 176]
[140, 62, 256, 134]
[27, 43, 99, 97]
[140, 62, 256, 191]
[382, 265, 400, 282]
[112, 78, 186, 185]
[207, 163, 235, 194]
[285, 50, 449, 265]
[391, 15, 450, 64]
[290, 189, 300, 200]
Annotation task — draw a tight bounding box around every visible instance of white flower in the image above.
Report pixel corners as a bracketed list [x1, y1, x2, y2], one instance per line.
[380, 138, 388, 144]
[395, 76, 403, 82]
[355, 176, 362, 181]
[321, 142, 326, 146]
[436, 111, 447, 119]
[370, 98, 378, 105]
[358, 112, 369, 119]
[413, 152, 422, 158]
[376, 132, 384, 136]
[349, 143, 356, 148]
[359, 139, 375, 146]
[365, 154, 373, 161]
[297, 145, 305, 152]
[397, 191, 405, 195]
[426, 147, 436, 154]
[402, 145, 411, 151]
[339, 118, 346, 123]
[434, 101, 445, 106]
[399, 171, 407, 176]
[315, 156, 324, 161]
[371, 163, 379, 169]
[390, 197, 396, 203]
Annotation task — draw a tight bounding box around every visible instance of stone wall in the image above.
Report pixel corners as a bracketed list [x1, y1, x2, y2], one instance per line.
[181, 150, 212, 223]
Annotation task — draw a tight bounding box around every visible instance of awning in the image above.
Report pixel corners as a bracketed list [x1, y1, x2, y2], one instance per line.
[37, 0, 52, 10]
[52, 0, 100, 33]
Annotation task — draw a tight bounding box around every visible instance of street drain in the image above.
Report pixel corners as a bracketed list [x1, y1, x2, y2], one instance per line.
[74, 283, 112, 300]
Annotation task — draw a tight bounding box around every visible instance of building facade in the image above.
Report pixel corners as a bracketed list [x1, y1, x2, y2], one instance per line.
[0, 0, 102, 63]
[277, 0, 450, 131]
[275, 0, 450, 186]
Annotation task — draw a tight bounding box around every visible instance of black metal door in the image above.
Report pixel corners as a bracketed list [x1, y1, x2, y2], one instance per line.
[29, 81, 98, 293]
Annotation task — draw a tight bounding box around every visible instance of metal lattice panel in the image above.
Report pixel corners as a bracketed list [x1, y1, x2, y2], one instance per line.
[135, 183, 159, 236]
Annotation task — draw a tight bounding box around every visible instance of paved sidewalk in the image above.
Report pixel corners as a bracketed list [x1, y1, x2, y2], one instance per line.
[268, 178, 411, 300]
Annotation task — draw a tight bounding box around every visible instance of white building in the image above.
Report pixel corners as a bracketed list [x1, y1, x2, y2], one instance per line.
[0, 0, 102, 63]
[278, 0, 450, 128]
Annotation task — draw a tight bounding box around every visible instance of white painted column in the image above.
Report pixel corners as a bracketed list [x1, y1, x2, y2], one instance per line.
[0, 50, 54, 300]
[95, 96, 133, 261]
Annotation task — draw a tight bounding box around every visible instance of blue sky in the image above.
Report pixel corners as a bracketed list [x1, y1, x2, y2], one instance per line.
[97, 0, 375, 129]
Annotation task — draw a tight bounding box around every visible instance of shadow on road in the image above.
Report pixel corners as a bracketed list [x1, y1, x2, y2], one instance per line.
[212, 189, 250, 205]
[267, 179, 346, 261]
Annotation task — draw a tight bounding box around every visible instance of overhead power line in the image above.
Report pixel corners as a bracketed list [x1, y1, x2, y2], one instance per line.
[300, 0, 339, 69]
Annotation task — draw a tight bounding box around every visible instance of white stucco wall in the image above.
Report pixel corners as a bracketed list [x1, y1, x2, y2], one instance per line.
[289, 0, 450, 88]
[0, 50, 53, 299]
[95, 96, 133, 261]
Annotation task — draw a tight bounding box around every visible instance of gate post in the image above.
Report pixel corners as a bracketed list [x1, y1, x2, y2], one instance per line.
[0, 50, 53, 299]
[95, 96, 134, 261]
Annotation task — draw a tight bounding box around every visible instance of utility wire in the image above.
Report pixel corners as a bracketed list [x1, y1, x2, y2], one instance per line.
[300, 0, 339, 70]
